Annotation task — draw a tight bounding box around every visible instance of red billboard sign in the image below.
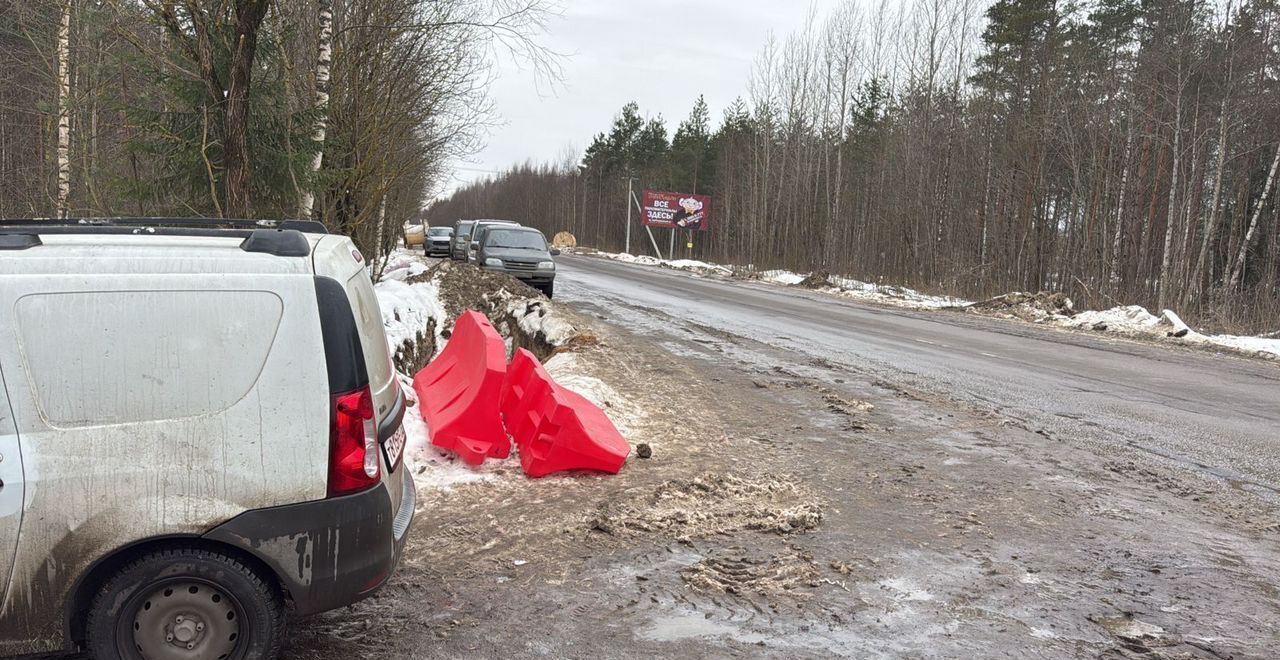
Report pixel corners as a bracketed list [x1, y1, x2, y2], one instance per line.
[641, 190, 711, 231]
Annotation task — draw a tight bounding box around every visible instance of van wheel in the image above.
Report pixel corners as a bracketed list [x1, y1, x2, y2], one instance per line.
[85, 548, 283, 660]
[540, 282, 554, 298]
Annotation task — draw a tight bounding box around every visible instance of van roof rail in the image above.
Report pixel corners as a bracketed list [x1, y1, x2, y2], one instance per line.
[0, 217, 329, 234]
[0, 219, 318, 258]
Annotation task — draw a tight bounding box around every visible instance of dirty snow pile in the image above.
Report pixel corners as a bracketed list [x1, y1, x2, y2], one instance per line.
[748, 267, 971, 309]
[825, 276, 972, 309]
[966, 290, 1280, 359]
[584, 250, 967, 308]
[373, 249, 448, 375]
[591, 250, 732, 275]
[506, 299, 580, 349]
[1059, 305, 1280, 359]
[757, 270, 807, 286]
[378, 250, 430, 282]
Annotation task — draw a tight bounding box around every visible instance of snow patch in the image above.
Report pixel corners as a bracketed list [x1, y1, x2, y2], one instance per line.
[587, 249, 968, 308]
[1059, 304, 1280, 359]
[758, 270, 807, 286]
[507, 299, 579, 348]
[374, 277, 447, 357]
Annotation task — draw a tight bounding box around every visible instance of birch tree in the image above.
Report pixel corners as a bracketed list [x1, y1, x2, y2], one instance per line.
[55, 0, 72, 218]
[299, 0, 332, 218]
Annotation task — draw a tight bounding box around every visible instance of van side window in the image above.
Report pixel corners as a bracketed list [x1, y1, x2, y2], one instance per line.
[345, 272, 393, 391]
[15, 290, 283, 427]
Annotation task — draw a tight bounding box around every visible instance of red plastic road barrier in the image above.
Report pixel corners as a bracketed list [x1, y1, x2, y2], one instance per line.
[501, 348, 630, 477]
[412, 310, 509, 465]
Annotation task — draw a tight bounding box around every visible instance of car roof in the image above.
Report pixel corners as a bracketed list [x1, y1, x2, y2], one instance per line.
[486, 225, 541, 234]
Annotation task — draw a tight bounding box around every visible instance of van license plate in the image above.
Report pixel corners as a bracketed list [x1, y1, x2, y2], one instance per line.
[383, 426, 407, 470]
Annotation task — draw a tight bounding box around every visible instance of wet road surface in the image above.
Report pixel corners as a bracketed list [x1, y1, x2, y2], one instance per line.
[557, 254, 1280, 496]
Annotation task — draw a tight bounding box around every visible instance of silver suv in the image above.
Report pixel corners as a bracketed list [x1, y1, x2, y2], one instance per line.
[0, 218, 415, 659]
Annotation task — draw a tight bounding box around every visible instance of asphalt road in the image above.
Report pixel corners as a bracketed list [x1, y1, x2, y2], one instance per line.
[556, 253, 1280, 496]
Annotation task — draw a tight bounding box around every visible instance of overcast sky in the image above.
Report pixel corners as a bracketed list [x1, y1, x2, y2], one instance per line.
[445, 0, 844, 194]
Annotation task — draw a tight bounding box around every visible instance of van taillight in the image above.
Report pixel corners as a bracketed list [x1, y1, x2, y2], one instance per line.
[327, 387, 380, 497]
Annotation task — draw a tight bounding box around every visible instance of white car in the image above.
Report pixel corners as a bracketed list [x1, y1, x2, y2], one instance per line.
[0, 218, 415, 659]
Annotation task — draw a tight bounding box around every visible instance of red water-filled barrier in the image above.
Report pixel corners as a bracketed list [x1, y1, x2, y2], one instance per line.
[412, 311, 509, 465]
[501, 348, 630, 477]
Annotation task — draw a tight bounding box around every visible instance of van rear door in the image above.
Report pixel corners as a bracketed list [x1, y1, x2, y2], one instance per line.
[310, 236, 404, 449]
[0, 363, 22, 606]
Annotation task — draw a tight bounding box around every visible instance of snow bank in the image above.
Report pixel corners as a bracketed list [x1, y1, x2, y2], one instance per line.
[1062, 305, 1162, 332]
[506, 299, 580, 348]
[826, 276, 971, 309]
[374, 277, 447, 360]
[1206, 334, 1280, 359]
[1051, 304, 1279, 359]
[758, 270, 807, 286]
[379, 250, 430, 281]
[665, 258, 733, 275]
[595, 251, 728, 274]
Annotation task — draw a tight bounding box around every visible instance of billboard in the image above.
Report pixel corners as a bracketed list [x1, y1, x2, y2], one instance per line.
[642, 190, 711, 231]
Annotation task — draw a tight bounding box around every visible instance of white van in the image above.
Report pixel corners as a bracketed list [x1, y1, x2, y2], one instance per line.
[0, 219, 415, 659]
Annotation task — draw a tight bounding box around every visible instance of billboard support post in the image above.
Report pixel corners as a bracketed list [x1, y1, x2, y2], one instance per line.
[629, 187, 661, 258]
[624, 177, 633, 255]
[669, 229, 675, 260]
[646, 226, 664, 259]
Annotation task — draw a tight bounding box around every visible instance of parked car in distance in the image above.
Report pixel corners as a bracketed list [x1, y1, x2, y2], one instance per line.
[467, 219, 521, 264]
[450, 220, 475, 260]
[477, 226, 559, 297]
[0, 218, 415, 660]
[403, 222, 425, 249]
[425, 226, 453, 257]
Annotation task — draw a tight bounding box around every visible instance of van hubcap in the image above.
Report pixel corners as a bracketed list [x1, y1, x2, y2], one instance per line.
[132, 581, 239, 659]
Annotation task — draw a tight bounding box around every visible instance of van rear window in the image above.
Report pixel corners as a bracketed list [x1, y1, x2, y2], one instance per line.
[15, 290, 283, 427]
[345, 271, 394, 396]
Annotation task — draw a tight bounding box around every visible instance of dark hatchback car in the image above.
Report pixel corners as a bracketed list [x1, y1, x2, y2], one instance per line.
[425, 226, 453, 257]
[477, 226, 559, 297]
[449, 220, 474, 260]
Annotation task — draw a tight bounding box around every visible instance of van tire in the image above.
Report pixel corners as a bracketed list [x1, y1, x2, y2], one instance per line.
[540, 282, 554, 298]
[84, 548, 284, 660]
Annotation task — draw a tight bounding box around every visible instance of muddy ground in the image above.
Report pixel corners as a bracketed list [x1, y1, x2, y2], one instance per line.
[284, 294, 1280, 659]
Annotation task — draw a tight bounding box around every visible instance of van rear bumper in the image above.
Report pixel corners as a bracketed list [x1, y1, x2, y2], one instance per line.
[203, 475, 415, 616]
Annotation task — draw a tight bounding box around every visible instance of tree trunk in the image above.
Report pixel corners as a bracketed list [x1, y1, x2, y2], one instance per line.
[1158, 87, 1183, 310]
[301, 0, 334, 219]
[1228, 141, 1280, 289]
[56, 0, 72, 218]
[223, 0, 271, 218]
[1191, 77, 1232, 303]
